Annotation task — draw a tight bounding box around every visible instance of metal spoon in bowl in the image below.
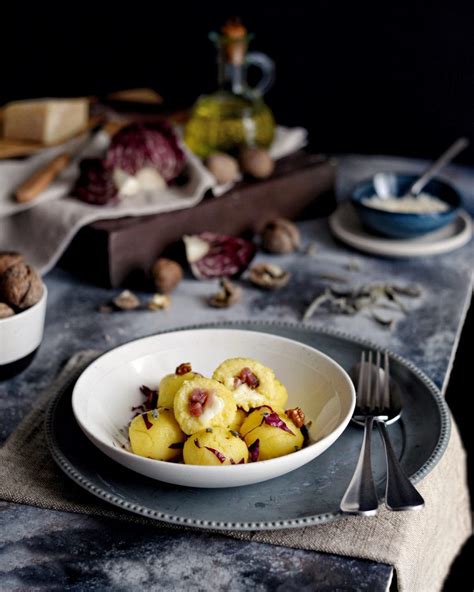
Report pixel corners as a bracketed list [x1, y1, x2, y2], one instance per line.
[374, 137, 469, 199]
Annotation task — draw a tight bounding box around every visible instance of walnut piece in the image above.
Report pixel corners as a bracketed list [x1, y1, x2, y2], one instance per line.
[0, 302, 15, 319]
[261, 218, 301, 254]
[147, 293, 171, 310]
[285, 407, 305, 428]
[151, 258, 183, 293]
[208, 278, 241, 308]
[248, 263, 290, 290]
[176, 362, 192, 375]
[0, 252, 24, 276]
[0, 262, 43, 309]
[112, 290, 140, 310]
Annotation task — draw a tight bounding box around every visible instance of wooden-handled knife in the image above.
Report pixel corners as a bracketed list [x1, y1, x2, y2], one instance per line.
[15, 153, 72, 203]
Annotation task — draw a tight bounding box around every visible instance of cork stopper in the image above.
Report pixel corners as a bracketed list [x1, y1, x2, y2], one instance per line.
[220, 18, 248, 65]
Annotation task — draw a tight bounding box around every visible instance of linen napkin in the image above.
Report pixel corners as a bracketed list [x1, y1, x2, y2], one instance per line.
[0, 126, 307, 274]
[0, 351, 471, 592]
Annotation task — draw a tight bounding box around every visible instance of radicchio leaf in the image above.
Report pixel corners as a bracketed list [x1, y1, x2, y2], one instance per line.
[142, 413, 153, 430]
[194, 438, 201, 448]
[105, 122, 185, 181]
[139, 385, 159, 411]
[205, 446, 226, 463]
[263, 412, 295, 435]
[184, 232, 256, 280]
[73, 158, 117, 205]
[248, 439, 260, 462]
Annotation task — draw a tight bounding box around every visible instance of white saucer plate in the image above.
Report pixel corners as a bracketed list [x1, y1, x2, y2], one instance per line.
[329, 201, 472, 258]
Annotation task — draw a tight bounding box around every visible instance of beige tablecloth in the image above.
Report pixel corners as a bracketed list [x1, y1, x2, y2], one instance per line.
[0, 351, 471, 592]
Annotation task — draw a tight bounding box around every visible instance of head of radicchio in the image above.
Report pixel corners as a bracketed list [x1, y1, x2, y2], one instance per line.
[183, 232, 256, 280]
[73, 158, 117, 205]
[105, 122, 185, 182]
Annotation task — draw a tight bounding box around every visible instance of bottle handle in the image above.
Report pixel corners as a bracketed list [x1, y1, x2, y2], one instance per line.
[245, 52, 275, 97]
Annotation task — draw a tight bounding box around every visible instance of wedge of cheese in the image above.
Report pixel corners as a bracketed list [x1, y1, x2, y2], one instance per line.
[3, 98, 88, 145]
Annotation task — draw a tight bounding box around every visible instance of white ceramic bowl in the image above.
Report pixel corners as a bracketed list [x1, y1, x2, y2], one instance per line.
[72, 329, 355, 488]
[0, 285, 47, 376]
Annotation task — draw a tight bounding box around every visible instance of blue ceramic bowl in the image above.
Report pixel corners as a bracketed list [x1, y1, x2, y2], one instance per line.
[350, 174, 461, 238]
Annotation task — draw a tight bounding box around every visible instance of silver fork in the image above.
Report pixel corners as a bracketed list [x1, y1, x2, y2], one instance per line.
[375, 351, 425, 511]
[340, 351, 385, 515]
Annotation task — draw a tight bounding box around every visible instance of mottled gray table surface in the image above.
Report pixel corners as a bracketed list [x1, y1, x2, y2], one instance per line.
[1, 157, 473, 591]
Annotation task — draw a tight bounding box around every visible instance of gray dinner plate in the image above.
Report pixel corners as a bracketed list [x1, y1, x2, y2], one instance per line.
[45, 321, 450, 531]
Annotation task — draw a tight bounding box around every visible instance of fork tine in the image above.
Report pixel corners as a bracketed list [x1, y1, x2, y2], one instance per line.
[383, 351, 390, 409]
[357, 351, 366, 406]
[374, 350, 382, 410]
[366, 351, 373, 409]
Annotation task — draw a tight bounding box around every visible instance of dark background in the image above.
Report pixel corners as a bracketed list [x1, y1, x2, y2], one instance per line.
[2, 1, 473, 162]
[1, 3, 472, 588]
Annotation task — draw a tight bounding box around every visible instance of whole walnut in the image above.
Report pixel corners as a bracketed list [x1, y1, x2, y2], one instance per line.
[0, 252, 24, 276]
[240, 148, 274, 179]
[0, 302, 15, 319]
[205, 153, 240, 184]
[0, 262, 43, 309]
[261, 218, 301, 254]
[151, 258, 183, 293]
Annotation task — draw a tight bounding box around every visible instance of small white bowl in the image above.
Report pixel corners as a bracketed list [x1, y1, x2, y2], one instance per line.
[72, 329, 355, 488]
[0, 285, 47, 378]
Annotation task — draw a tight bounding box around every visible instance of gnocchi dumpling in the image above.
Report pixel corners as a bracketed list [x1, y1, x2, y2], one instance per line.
[273, 378, 289, 409]
[212, 357, 278, 411]
[240, 405, 304, 461]
[173, 376, 236, 435]
[129, 408, 185, 461]
[183, 427, 248, 466]
[158, 362, 199, 408]
[228, 408, 248, 432]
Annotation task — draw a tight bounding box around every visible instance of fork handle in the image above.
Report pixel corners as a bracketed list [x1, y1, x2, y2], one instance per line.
[340, 416, 379, 515]
[377, 422, 425, 511]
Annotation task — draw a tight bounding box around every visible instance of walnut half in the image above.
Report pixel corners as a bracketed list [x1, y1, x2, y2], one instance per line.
[285, 407, 305, 428]
[208, 278, 241, 308]
[248, 263, 290, 290]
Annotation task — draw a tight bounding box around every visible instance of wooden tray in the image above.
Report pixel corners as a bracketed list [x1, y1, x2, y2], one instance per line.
[60, 153, 336, 287]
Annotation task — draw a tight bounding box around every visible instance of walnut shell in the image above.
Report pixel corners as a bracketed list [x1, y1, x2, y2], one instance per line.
[0, 302, 15, 319]
[151, 258, 183, 293]
[240, 148, 274, 179]
[261, 218, 301, 254]
[205, 153, 240, 184]
[0, 252, 24, 276]
[208, 278, 241, 308]
[248, 263, 290, 290]
[0, 262, 43, 309]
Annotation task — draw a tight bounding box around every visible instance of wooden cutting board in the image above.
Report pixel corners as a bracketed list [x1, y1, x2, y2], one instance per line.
[0, 89, 163, 159]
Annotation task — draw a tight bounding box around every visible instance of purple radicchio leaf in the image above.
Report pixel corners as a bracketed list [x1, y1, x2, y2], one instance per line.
[105, 122, 185, 181]
[184, 232, 256, 280]
[194, 438, 201, 448]
[139, 385, 159, 411]
[263, 412, 295, 435]
[73, 158, 117, 205]
[248, 439, 260, 462]
[205, 446, 226, 463]
[142, 413, 153, 430]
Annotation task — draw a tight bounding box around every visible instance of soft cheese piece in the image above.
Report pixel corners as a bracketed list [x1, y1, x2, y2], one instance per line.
[3, 98, 88, 145]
